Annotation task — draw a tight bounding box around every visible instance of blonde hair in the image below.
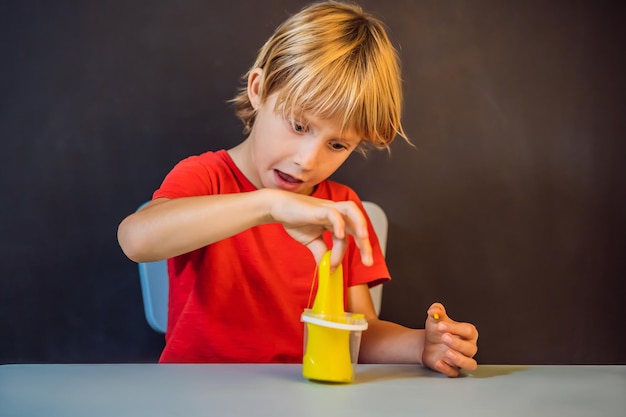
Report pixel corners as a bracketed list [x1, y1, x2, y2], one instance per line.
[230, 1, 408, 150]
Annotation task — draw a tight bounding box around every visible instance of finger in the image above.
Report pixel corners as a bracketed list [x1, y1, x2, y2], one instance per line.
[306, 237, 330, 265]
[440, 332, 478, 358]
[330, 236, 348, 271]
[338, 210, 372, 266]
[437, 321, 479, 342]
[427, 302, 446, 321]
[323, 207, 346, 240]
[335, 203, 372, 266]
[432, 359, 461, 378]
[353, 234, 373, 266]
[442, 349, 478, 373]
[335, 201, 370, 237]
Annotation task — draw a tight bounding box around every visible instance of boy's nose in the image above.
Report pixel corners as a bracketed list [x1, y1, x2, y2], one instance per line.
[293, 141, 323, 171]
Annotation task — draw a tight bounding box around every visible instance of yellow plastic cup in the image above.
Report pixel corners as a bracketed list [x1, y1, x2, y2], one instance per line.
[301, 251, 367, 383]
[301, 310, 368, 383]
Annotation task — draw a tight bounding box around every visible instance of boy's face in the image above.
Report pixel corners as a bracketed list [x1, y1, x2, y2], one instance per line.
[246, 93, 362, 195]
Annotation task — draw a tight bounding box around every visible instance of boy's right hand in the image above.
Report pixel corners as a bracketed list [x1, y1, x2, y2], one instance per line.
[266, 190, 373, 270]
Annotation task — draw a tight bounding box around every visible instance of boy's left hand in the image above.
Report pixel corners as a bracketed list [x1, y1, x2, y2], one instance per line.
[422, 303, 478, 377]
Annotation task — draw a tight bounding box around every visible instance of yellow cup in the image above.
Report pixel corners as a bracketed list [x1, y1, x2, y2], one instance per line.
[301, 310, 368, 383]
[301, 251, 368, 383]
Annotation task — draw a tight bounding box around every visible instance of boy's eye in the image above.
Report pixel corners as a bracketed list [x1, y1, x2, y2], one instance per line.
[330, 142, 348, 151]
[291, 121, 307, 133]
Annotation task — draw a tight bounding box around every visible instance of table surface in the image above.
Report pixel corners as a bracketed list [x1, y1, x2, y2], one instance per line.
[1, 363, 624, 417]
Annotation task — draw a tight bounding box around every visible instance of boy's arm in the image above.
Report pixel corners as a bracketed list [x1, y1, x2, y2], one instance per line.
[117, 192, 271, 263]
[117, 188, 372, 268]
[346, 284, 478, 377]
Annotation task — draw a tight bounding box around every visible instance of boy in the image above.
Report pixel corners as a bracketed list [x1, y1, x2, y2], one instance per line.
[118, 1, 478, 377]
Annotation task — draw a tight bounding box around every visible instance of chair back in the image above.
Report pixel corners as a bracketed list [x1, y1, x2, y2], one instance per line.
[362, 201, 388, 316]
[138, 201, 388, 333]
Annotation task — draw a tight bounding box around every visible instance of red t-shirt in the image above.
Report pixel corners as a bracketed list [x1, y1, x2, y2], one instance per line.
[153, 150, 390, 363]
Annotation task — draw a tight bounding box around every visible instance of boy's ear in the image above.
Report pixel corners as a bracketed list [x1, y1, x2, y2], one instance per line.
[247, 68, 263, 110]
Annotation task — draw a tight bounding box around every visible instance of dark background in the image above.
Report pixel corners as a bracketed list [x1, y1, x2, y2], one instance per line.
[1, 0, 624, 365]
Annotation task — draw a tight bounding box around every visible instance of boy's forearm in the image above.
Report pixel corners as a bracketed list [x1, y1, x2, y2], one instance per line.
[358, 319, 425, 364]
[118, 189, 277, 262]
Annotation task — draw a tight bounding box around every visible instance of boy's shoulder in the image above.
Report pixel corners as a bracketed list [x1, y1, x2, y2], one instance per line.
[155, 150, 249, 199]
[171, 150, 238, 179]
[175, 149, 228, 167]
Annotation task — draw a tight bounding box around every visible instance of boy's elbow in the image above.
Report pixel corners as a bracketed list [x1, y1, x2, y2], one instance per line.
[117, 217, 149, 263]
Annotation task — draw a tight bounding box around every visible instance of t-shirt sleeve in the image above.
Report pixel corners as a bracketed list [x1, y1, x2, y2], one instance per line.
[152, 154, 217, 200]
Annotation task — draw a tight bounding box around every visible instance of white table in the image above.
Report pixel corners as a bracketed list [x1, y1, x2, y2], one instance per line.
[1, 364, 624, 417]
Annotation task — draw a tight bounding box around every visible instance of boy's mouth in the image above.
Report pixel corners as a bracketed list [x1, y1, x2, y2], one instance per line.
[275, 170, 302, 184]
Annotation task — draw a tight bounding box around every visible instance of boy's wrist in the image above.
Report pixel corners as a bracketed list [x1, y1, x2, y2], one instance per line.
[255, 188, 280, 224]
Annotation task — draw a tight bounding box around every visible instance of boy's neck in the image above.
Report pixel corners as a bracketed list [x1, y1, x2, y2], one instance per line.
[227, 139, 262, 190]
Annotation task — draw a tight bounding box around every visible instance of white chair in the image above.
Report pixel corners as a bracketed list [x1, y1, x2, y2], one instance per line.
[361, 201, 388, 316]
[138, 201, 388, 333]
